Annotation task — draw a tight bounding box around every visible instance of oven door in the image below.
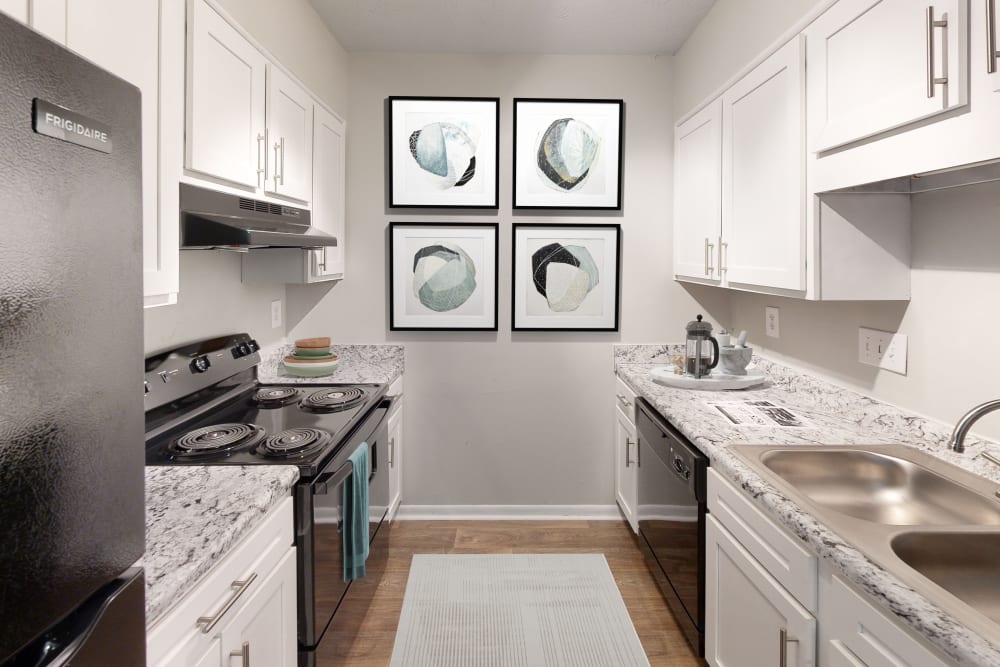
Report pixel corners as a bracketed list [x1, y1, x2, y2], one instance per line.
[298, 401, 390, 652]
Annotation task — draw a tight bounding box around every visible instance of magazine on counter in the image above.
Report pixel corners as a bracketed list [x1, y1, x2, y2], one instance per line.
[705, 399, 813, 428]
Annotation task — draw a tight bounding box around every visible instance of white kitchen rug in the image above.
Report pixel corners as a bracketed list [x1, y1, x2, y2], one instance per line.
[389, 554, 650, 667]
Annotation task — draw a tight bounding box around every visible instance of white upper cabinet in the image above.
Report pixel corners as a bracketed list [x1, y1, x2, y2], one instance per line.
[673, 99, 722, 284]
[722, 36, 806, 293]
[187, 0, 267, 190]
[808, 0, 968, 153]
[0, 0, 27, 21]
[265, 66, 313, 202]
[312, 104, 346, 279]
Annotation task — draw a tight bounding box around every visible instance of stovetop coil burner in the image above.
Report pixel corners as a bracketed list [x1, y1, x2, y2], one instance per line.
[170, 423, 265, 458]
[253, 386, 300, 407]
[256, 427, 333, 458]
[300, 387, 367, 413]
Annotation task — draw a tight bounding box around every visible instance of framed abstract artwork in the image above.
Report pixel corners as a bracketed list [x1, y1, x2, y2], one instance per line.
[389, 222, 499, 331]
[512, 98, 624, 210]
[511, 223, 621, 331]
[388, 97, 500, 208]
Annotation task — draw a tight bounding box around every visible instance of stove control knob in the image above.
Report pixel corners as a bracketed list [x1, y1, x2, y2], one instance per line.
[190, 355, 211, 373]
[247, 339, 260, 353]
[231, 345, 245, 359]
[238, 342, 251, 357]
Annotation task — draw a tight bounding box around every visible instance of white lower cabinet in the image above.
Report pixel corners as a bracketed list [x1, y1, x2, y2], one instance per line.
[706, 515, 816, 667]
[708, 469, 956, 667]
[147, 498, 296, 667]
[0, 0, 27, 21]
[613, 376, 638, 532]
[819, 564, 951, 667]
[386, 375, 404, 521]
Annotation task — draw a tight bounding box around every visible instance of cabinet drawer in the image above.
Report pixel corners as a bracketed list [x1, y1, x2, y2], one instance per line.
[707, 469, 817, 611]
[147, 496, 294, 664]
[823, 572, 952, 667]
[614, 376, 637, 425]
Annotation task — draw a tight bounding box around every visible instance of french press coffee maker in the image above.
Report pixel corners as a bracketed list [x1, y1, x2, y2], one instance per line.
[686, 314, 720, 378]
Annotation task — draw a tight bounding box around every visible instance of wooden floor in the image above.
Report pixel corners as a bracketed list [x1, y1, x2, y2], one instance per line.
[317, 520, 706, 666]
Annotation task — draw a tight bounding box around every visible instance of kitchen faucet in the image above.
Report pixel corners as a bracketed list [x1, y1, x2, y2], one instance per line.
[947, 399, 1000, 453]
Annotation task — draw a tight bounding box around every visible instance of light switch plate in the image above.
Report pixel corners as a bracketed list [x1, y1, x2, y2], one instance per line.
[271, 299, 282, 329]
[765, 307, 780, 338]
[858, 327, 907, 374]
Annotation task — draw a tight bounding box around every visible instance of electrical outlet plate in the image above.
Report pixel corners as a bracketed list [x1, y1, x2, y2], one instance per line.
[271, 299, 282, 329]
[765, 306, 780, 338]
[858, 327, 907, 374]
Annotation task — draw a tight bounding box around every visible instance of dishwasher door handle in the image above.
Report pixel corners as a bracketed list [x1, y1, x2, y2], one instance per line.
[672, 455, 691, 481]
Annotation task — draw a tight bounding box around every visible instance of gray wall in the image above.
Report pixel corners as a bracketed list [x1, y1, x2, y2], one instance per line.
[673, 0, 1000, 440]
[143, 0, 349, 354]
[286, 53, 728, 506]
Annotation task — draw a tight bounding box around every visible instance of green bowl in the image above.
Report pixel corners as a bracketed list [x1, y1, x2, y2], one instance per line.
[293, 347, 333, 357]
[292, 351, 334, 361]
[284, 361, 338, 377]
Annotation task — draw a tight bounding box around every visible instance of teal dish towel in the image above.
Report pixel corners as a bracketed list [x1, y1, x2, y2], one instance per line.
[343, 441, 370, 581]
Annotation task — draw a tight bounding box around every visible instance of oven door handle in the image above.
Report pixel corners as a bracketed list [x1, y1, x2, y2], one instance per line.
[314, 461, 353, 495]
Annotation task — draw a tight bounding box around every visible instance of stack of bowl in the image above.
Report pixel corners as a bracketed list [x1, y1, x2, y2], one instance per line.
[283, 337, 339, 378]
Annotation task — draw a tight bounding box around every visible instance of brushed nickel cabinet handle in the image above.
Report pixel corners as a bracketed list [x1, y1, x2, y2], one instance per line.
[616, 393, 632, 409]
[389, 437, 395, 467]
[989, 0, 999, 74]
[720, 240, 728, 274]
[273, 141, 282, 189]
[704, 237, 711, 276]
[230, 641, 250, 667]
[256, 132, 265, 187]
[280, 136, 286, 186]
[625, 437, 636, 467]
[779, 627, 799, 667]
[926, 6, 949, 98]
[196, 572, 258, 633]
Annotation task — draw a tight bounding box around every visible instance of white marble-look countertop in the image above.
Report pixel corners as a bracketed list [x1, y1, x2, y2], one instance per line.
[258, 343, 404, 385]
[144, 466, 299, 626]
[613, 344, 1000, 666]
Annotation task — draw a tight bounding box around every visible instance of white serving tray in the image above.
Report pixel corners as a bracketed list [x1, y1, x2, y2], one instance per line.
[649, 365, 766, 391]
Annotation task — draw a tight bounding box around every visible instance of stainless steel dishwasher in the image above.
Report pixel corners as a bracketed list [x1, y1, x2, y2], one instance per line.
[635, 397, 709, 657]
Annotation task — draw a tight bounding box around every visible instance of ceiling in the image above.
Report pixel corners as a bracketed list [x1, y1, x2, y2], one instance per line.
[310, 0, 717, 55]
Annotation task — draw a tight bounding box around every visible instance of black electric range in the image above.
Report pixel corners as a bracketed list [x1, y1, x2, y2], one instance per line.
[144, 334, 387, 477]
[143, 334, 393, 665]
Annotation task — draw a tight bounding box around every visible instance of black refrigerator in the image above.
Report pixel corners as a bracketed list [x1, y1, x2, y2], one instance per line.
[0, 12, 146, 666]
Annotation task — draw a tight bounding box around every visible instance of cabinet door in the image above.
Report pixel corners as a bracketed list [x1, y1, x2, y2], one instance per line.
[387, 404, 403, 520]
[221, 548, 297, 667]
[187, 0, 266, 189]
[265, 65, 312, 202]
[63, 0, 177, 305]
[820, 569, 951, 667]
[0, 0, 27, 21]
[721, 36, 805, 293]
[311, 104, 346, 280]
[808, 0, 968, 152]
[706, 515, 816, 667]
[674, 99, 722, 283]
[152, 635, 222, 667]
[614, 411, 638, 533]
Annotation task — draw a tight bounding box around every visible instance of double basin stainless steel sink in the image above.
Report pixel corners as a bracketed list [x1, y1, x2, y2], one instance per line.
[731, 444, 1000, 641]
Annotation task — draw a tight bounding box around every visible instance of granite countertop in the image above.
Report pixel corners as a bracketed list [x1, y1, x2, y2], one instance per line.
[614, 344, 1000, 667]
[258, 343, 404, 385]
[144, 466, 299, 626]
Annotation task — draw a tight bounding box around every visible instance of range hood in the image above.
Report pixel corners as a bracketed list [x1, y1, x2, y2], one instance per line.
[179, 183, 337, 249]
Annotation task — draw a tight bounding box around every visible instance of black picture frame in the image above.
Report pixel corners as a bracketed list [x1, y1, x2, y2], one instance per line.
[388, 96, 500, 209]
[511, 223, 622, 332]
[512, 98, 624, 210]
[389, 221, 500, 331]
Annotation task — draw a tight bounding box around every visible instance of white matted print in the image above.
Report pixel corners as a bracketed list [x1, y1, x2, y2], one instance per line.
[390, 222, 498, 330]
[512, 224, 621, 331]
[513, 99, 623, 210]
[389, 97, 499, 208]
